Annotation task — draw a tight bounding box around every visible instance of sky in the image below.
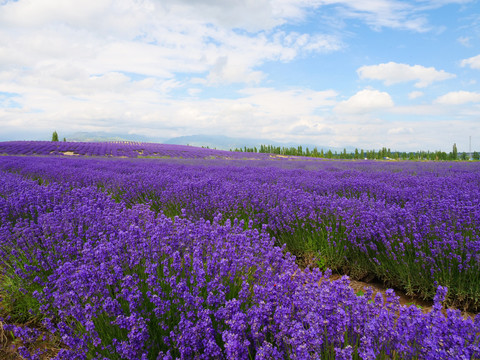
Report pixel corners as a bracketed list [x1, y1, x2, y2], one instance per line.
[0, 0, 479, 152]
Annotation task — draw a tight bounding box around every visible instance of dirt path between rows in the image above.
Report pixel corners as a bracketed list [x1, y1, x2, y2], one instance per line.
[329, 274, 477, 320]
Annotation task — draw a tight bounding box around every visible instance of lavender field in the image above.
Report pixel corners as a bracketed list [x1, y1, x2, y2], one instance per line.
[0, 142, 479, 359]
[0, 141, 270, 160]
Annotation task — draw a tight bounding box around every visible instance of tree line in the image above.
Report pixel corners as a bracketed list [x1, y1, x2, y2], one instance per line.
[230, 143, 480, 161]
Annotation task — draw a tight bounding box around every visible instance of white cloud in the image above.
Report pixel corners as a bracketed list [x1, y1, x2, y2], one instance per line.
[158, 87, 339, 139]
[408, 91, 424, 99]
[387, 127, 413, 135]
[0, 0, 343, 91]
[238, 87, 338, 115]
[320, 0, 429, 32]
[138, 0, 471, 35]
[0, 0, 112, 28]
[289, 122, 335, 136]
[0, 0, 345, 139]
[434, 91, 480, 105]
[187, 88, 202, 96]
[0, 0, 315, 33]
[457, 36, 472, 47]
[335, 89, 394, 114]
[203, 31, 342, 85]
[0, 84, 340, 141]
[357, 62, 456, 88]
[159, 0, 305, 32]
[157, 0, 435, 33]
[461, 54, 480, 69]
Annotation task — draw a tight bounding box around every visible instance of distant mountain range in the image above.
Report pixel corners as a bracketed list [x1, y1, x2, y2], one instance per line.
[65, 132, 354, 153]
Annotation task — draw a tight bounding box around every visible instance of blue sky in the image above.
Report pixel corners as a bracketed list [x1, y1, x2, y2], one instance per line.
[0, 0, 479, 151]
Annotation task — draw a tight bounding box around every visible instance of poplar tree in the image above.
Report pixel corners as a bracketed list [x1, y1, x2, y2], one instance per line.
[52, 131, 59, 142]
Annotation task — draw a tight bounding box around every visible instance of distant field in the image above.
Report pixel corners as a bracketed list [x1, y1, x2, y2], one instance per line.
[0, 141, 273, 160]
[0, 142, 479, 359]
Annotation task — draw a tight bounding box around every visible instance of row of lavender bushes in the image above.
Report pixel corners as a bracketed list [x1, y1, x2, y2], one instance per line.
[0, 141, 272, 160]
[0, 169, 479, 359]
[1, 156, 479, 311]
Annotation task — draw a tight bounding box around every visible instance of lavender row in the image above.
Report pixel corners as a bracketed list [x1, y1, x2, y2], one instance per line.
[0, 141, 273, 160]
[1, 170, 479, 359]
[1, 156, 479, 309]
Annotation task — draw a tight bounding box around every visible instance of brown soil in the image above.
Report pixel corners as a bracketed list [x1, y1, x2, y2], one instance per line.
[328, 274, 477, 320]
[330, 274, 431, 309]
[0, 321, 62, 360]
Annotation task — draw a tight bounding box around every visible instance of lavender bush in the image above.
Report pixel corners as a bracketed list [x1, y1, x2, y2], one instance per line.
[1, 154, 479, 310]
[1, 170, 479, 359]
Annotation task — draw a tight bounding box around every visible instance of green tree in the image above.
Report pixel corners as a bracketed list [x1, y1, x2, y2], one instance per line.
[52, 131, 59, 142]
[473, 151, 480, 160]
[63, 137, 66, 142]
[452, 143, 458, 160]
[380, 147, 387, 158]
